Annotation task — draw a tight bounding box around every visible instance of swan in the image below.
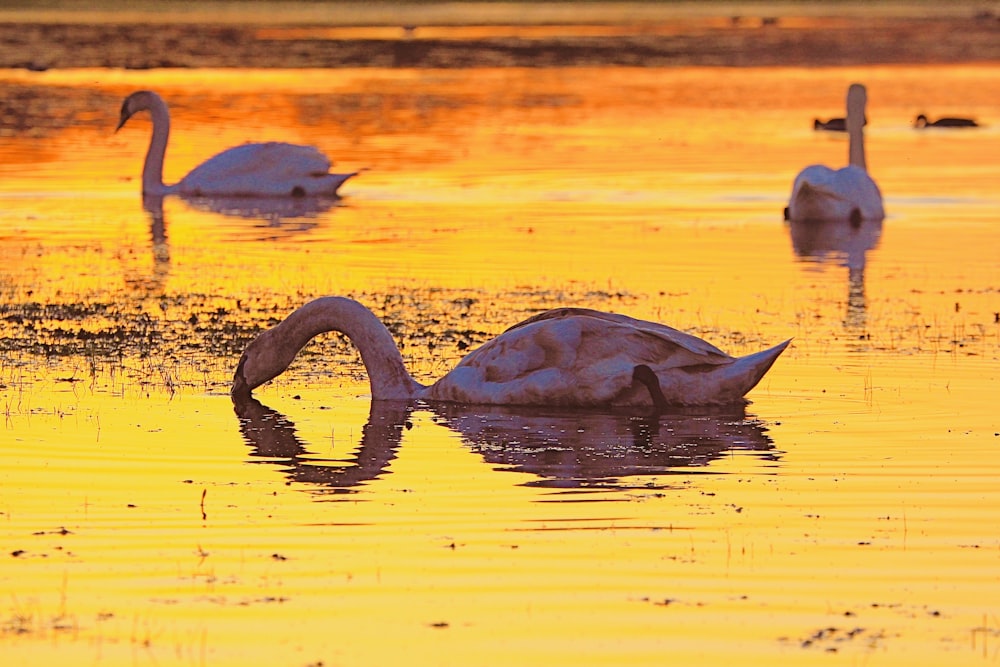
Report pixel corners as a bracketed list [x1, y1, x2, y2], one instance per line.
[786, 83, 884, 225]
[231, 297, 790, 409]
[116, 90, 357, 197]
[914, 114, 978, 128]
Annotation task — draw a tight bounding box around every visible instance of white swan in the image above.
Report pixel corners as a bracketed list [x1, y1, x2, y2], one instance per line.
[787, 83, 884, 225]
[231, 297, 790, 408]
[116, 90, 356, 197]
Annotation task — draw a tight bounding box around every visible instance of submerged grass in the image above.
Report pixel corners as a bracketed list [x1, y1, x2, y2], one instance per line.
[0, 284, 635, 402]
[2, 273, 995, 409]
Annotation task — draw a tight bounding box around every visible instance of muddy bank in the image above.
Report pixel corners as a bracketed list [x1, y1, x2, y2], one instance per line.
[2, 13, 998, 70]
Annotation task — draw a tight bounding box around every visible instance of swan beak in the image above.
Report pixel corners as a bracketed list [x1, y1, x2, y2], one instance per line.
[231, 355, 252, 400]
[115, 99, 134, 133]
[231, 376, 248, 398]
[231, 372, 251, 401]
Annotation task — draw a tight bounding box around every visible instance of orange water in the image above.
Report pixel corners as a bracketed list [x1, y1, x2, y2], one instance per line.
[1, 64, 999, 666]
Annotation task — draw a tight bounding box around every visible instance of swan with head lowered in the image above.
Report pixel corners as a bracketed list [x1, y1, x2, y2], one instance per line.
[786, 83, 884, 225]
[231, 297, 790, 409]
[116, 90, 357, 197]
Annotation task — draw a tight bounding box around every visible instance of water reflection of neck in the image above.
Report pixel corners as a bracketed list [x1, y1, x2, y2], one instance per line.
[142, 194, 170, 263]
[234, 396, 413, 490]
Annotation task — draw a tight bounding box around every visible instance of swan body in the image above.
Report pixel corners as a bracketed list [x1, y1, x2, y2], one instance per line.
[788, 84, 884, 224]
[232, 297, 790, 408]
[787, 164, 883, 224]
[914, 114, 978, 128]
[116, 90, 356, 197]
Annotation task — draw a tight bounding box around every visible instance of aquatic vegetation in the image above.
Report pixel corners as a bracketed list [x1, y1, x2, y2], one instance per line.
[1, 54, 998, 667]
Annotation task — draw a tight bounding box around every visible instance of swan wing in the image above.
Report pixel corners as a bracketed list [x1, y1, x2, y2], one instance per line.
[503, 307, 729, 358]
[428, 310, 735, 407]
[179, 142, 352, 197]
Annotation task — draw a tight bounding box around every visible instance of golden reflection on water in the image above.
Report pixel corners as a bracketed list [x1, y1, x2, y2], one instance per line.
[1, 63, 999, 666]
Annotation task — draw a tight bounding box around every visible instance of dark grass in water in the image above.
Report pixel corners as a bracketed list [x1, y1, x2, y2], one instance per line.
[4, 277, 994, 396]
[0, 286, 650, 393]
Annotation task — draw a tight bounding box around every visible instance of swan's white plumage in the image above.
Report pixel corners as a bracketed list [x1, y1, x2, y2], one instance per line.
[427, 308, 741, 406]
[117, 90, 356, 197]
[181, 142, 350, 197]
[232, 297, 790, 408]
[787, 83, 884, 223]
[788, 164, 884, 223]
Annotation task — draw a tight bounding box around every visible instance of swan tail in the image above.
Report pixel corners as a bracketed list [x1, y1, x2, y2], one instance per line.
[295, 171, 356, 197]
[328, 172, 358, 193]
[729, 339, 791, 396]
[652, 339, 790, 406]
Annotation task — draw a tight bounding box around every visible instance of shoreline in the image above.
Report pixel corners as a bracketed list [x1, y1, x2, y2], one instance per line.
[0, 3, 998, 69]
[3, 17, 999, 70]
[2, 1, 998, 24]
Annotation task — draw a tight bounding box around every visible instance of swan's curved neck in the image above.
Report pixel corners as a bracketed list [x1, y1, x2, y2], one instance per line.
[244, 297, 424, 400]
[142, 96, 173, 195]
[846, 84, 868, 171]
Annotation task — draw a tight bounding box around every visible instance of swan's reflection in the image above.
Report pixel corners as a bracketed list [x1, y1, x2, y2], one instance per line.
[428, 403, 777, 490]
[120, 194, 170, 294]
[787, 217, 882, 331]
[141, 192, 340, 252]
[234, 398, 777, 493]
[181, 193, 341, 227]
[143, 194, 170, 264]
[234, 396, 413, 496]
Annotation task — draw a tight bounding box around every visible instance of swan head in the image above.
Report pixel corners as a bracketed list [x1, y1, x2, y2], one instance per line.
[231, 327, 297, 400]
[845, 84, 867, 132]
[116, 90, 160, 132]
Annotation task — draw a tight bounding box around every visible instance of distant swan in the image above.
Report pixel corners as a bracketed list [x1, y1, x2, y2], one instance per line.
[116, 90, 357, 197]
[914, 114, 979, 128]
[231, 297, 790, 408]
[787, 83, 884, 225]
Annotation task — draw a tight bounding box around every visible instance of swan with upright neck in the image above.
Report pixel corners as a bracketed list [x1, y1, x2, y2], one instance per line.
[231, 297, 790, 409]
[787, 84, 884, 225]
[116, 90, 356, 197]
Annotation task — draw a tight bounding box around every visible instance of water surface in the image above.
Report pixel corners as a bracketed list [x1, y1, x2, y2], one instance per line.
[1, 63, 999, 666]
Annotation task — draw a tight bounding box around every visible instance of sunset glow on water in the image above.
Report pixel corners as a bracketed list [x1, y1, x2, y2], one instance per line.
[1, 44, 999, 667]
